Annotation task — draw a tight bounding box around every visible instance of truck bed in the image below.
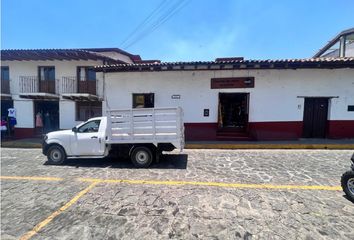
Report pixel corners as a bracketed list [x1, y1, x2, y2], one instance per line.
[106, 107, 184, 150]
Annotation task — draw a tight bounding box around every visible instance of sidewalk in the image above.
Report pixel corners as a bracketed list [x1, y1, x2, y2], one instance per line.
[1, 138, 354, 149]
[1, 138, 42, 148]
[186, 139, 354, 150]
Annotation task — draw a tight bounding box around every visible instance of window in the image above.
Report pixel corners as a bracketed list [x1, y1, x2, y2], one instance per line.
[320, 40, 340, 57]
[38, 67, 55, 81]
[132, 93, 154, 108]
[344, 33, 354, 57]
[76, 101, 102, 121]
[1, 67, 9, 81]
[78, 120, 101, 133]
[1, 67, 10, 94]
[77, 67, 96, 81]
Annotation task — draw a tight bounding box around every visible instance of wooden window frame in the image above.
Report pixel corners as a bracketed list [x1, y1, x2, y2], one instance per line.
[76, 66, 96, 81]
[1, 66, 10, 81]
[38, 66, 55, 81]
[132, 93, 155, 108]
[76, 101, 102, 121]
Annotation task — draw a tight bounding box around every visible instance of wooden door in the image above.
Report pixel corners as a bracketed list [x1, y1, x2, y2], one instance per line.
[302, 98, 329, 138]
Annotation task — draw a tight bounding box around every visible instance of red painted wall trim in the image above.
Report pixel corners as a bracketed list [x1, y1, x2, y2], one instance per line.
[185, 121, 354, 141]
[184, 123, 218, 141]
[328, 120, 354, 139]
[14, 128, 35, 139]
[248, 121, 303, 140]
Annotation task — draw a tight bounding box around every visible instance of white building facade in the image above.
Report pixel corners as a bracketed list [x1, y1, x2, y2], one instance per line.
[0, 48, 143, 138]
[1, 28, 354, 141]
[96, 59, 354, 141]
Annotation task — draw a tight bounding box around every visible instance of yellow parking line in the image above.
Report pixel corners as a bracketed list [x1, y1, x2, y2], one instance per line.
[19, 181, 98, 240]
[0, 176, 63, 181]
[78, 178, 341, 191]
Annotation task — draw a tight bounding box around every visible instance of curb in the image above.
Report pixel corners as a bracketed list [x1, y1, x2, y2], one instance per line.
[1, 142, 42, 149]
[185, 143, 354, 150]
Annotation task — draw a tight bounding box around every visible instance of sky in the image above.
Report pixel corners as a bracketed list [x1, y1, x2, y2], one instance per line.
[1, 0, 354, 62]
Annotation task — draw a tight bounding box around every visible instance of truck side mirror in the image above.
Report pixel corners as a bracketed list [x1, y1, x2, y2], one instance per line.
[72, 127, 77, 132]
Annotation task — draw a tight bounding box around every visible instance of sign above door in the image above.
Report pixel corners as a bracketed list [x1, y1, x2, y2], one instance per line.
[211, 77, 255, 89]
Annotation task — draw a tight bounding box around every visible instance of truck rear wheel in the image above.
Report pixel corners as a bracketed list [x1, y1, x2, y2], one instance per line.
[47, 145, 66, 165]
[341, 170, 354, 202]
[131, 146, 153, 168]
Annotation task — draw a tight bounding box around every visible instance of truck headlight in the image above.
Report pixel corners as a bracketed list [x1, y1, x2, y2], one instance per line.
[43, 134, 48, 141]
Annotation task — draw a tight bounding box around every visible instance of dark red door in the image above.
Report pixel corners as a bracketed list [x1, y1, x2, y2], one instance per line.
[303, 98, 329, 138]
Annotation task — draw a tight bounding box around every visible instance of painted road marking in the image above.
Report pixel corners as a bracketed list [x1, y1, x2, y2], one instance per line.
[19, 182, 98, 240]
[0, 176, 63, 181]
[78, 178, 342, 191]
[0, 175, 341, 191]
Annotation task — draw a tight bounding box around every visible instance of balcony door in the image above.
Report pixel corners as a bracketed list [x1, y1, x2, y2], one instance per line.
[77, 67, 96, 95]
[38, 66, 55, 93]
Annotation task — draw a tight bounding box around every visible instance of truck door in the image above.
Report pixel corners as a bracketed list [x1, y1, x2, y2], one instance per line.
[71, 119, 104, 156]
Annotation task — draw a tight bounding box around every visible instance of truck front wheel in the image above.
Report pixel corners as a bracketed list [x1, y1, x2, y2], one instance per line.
[131, 146, 153, 168]
[47, 145, 66, 165]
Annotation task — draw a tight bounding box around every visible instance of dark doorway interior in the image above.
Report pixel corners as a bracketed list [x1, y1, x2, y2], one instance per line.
[218, 93, 249, 132]
[34, 100, 59, 135]
[303, 98, 329, 138]
[1, 100, 14, 138]
[1, 100, 13, 119]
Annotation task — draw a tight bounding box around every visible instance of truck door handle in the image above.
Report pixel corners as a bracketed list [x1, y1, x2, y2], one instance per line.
[91, 136, 98, 139]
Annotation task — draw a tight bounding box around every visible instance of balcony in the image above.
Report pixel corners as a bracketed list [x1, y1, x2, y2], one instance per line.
[1, 80, 10, 94]
[19, 76, 59, 99]
[62, 76, 97, 95]
[61, 76, 99, 101]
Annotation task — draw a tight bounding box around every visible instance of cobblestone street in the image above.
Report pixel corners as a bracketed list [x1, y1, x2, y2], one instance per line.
[1, 148, 354, 239]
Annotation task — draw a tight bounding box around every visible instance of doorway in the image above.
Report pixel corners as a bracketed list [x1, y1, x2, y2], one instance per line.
[302, 98, 329, 138]
[34, 100, 59, 135]
[218, 93, 249, 132]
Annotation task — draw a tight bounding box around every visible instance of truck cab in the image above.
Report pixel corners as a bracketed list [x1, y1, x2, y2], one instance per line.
[43, 117, 108, 158]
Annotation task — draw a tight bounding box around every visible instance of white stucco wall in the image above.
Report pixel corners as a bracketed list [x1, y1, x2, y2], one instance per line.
[59, 100, 83, 129]
[1, 60, 104, 99]
[13, 100, 34, 128]
[104, 68, 354, 123]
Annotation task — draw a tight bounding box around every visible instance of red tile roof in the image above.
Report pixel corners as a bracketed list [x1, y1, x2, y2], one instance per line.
[94, 57, 354, 72]
[0, 48, 140, 63]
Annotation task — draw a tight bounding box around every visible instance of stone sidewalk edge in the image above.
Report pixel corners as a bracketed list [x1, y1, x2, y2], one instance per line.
[185, 143, 354, 150]
[1, 142, 354, 150]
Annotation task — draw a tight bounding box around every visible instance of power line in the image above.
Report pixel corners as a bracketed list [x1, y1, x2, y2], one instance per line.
[123, 0, 187, 49]
[120, 0, 169, 47]
[122, 0, 190, 49]
[122, 0, 183, 49]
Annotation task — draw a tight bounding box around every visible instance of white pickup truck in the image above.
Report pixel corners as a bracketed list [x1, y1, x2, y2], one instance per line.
[42, 107, 184, 168]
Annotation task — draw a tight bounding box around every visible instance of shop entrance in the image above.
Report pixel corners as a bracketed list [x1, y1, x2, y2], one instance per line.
[218, 93, 249, 132]
[34, 100, 59, 135]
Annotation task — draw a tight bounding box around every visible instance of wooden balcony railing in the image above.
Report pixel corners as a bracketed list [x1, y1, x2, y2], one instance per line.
[1, 80, 10, 94]
[61, 76, 97, 95]
[78, 80, 96, 95]
[19, 76, 57, 94]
